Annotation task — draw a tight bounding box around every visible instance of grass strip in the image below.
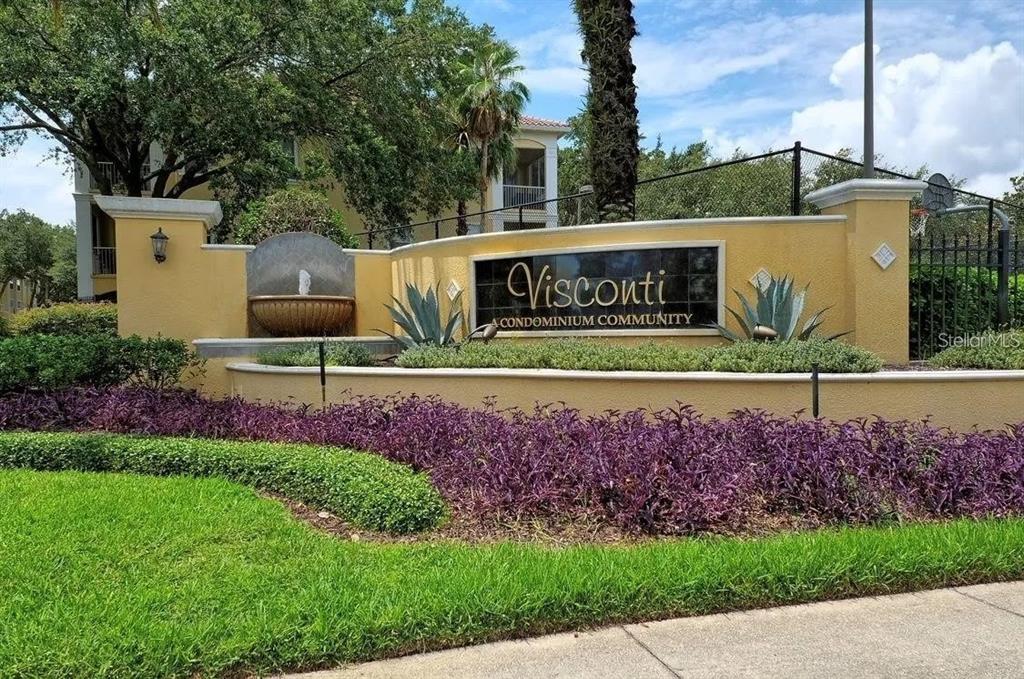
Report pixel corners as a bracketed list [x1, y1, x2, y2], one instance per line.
[0, 431, 445, 534]
[1, 469, 1022, 677]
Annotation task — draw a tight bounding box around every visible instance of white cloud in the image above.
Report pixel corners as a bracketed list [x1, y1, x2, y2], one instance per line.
[0, 138, 75, 225]
[829, 43, 880, 95]
[633, 41, 792, 97]
[514, 29, 586, 95]
[786, 41, 1024, 194]
[518, 21, 796, 99]
[698, 41, 1024, 196]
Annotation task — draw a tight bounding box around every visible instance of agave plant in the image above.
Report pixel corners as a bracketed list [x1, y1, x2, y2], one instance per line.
[713, 274, 846, 342]
[380, 283, 464, 349]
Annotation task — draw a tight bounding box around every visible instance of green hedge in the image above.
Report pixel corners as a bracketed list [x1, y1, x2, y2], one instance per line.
[911, 267, 1024, 358]
[928, 329, 1024, 369]
[397, 338, 883, 373]
[10, 303, 117, 336]
[0, 432, 446, 534]
[0, 334, 203, 391]
[257, 343, 374, 367]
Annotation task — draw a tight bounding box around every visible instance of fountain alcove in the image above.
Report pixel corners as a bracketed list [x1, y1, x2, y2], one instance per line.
[246, 232, 356, 337]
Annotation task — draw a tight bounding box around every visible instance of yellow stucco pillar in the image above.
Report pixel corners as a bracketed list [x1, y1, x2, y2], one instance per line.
[94, 196, 250, 343]
[806, 179, 926, 364]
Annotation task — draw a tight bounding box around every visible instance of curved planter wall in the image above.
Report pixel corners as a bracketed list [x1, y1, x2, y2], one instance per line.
[225, 363, 1024, 432]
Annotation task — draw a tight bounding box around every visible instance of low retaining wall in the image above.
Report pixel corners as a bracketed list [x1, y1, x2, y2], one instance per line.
[225, 363, 1024, 431]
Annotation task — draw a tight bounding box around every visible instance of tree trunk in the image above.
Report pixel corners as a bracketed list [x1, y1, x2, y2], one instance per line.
[479, 142, 489, 232]
[456, 199, 468, 236]
[575, 0, 639, 223]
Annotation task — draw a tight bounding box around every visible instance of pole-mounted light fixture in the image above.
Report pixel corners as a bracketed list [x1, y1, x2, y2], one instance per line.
[150, 227, 169, 263]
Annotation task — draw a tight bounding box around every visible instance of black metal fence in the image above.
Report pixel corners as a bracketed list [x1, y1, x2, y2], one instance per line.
[910, 232, 1022, 359]
[352, 142, 1023, 359]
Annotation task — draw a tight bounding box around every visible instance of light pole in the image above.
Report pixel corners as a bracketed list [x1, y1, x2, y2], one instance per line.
[863, 0, 875, 178]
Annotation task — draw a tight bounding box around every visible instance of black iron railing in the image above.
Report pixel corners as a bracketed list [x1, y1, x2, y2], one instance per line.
[350, 142, 1023, 358]
[354, 143, 1022, 249]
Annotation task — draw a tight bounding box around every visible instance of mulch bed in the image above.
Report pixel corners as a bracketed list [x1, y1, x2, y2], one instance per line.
[267, 492, 819, 547]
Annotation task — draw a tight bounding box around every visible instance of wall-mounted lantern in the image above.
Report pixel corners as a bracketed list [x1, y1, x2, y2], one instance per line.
[150, 227, 169, 263]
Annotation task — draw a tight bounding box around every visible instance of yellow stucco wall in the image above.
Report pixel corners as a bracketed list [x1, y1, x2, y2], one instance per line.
[103, 184, 919, 389]
[350, 251, 393, 336]
[388, 216, 851, 346]
[113, 216, 249, 341]
[822, 198, 911, 363]
[226, 364, 1024, 432]
[91, 275, 117, 296]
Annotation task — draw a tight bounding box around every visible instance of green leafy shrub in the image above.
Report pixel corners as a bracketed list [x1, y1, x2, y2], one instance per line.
[910, 266, 1024, 358]
[257, 343, 375, 367]
[0, 314, 8, 338]
[0, 431, 446, 534]
[707, 338, 882, 373]
[928, 329, 1024, 369]
[0, 334, 202, 391]
[381, 283, 463, 349]
[117, 336, 207, 388]
[234, 188, 357, 248]
[10, 303, 117, 336]
[397, 338, 882, 373]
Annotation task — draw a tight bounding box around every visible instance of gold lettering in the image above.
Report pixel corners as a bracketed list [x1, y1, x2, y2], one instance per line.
[552, 278, 573, 308]
[621, 279, 641, 304]
[507, 262, 548, 310]
[594, 280, 618, 307]
[573, 278, 594, 307]
[639, 272, 655, 305]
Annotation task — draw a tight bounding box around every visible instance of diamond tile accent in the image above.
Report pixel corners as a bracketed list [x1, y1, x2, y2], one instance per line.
[749, 268, 772, 291]
[872, 243, 897, 270]
[446, 279, 462, 301]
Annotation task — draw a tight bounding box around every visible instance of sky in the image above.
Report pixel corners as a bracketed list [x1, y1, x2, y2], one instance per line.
[1, 0, 1022, 225]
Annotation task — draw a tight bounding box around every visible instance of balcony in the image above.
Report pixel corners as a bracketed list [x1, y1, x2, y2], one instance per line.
[93, 247, 116, 275]
[503, 184, 546, 208]
[89, 162, 151, 193]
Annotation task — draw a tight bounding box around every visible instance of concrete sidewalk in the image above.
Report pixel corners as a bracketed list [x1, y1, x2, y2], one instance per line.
[283, 582, 1024, 679]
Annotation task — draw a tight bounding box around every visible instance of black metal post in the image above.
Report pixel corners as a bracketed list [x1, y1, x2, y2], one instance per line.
[434, 220, 440, 240]
[518, 205, 523, 231]
[998, 228, 1010, 327]
[791, 141, 802, 216]
[318, 340, 327, 410]
[367, 231, 374, 250]
[987, 200, 995, 266]
[811, 362, 820, 418]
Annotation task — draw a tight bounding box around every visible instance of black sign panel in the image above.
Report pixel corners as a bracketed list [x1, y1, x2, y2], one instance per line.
[473, 245, 720, 333]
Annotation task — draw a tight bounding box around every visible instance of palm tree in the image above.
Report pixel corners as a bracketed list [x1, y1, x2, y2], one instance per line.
[445, 106, 474, 236]
[574, 0, 640, 222]
[458, 43, 529, 233]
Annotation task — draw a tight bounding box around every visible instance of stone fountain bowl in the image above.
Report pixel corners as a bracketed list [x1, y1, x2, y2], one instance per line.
[249, 295, 355, 337]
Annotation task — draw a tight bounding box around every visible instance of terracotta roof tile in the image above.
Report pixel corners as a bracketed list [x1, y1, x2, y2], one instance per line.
[521, 114, 570, 130]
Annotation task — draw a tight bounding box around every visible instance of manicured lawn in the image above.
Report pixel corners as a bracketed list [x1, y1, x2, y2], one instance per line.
[2, 470, 1023, 678]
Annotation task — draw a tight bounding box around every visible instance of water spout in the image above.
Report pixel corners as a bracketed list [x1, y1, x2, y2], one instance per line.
[298, 269, 311, 296]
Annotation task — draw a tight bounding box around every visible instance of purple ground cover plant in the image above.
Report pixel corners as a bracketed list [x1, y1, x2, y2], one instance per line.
[2, 387, 1021, 535]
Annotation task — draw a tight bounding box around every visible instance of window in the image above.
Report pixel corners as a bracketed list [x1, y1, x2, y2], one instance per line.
[528, 158, 545, 187]
[280, 137, 299, 167]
